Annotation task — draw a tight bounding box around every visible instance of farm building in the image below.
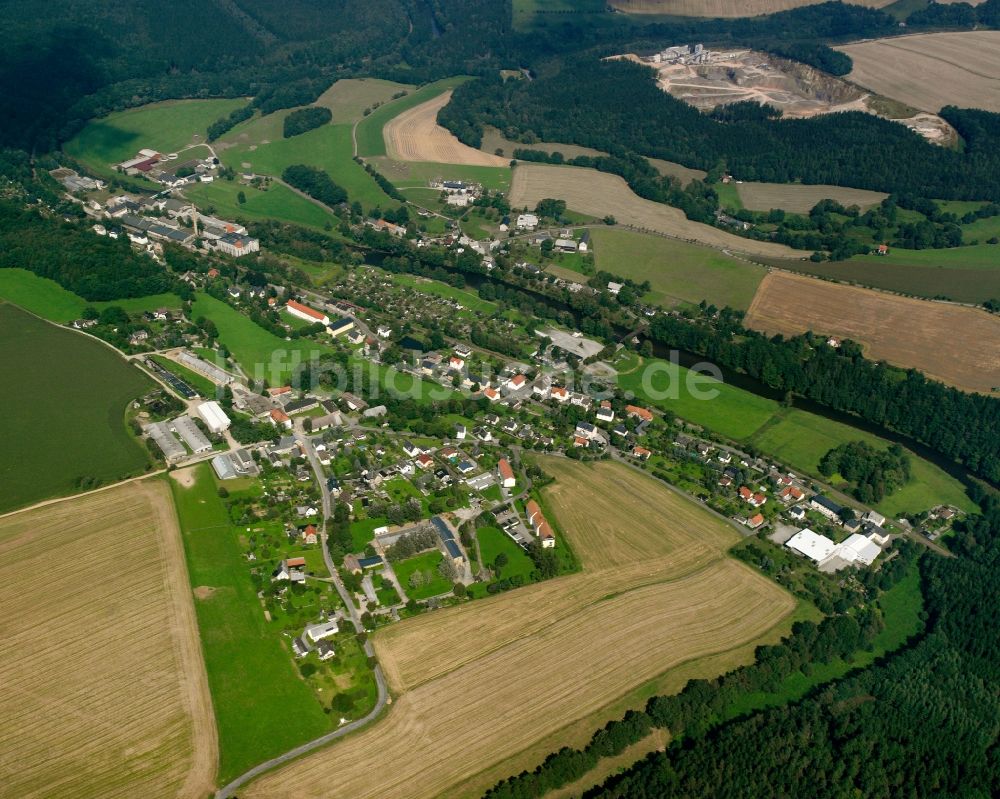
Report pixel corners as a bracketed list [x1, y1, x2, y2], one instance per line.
[286, 300, 330, 326]
[177, 351, 233, 385]
[144, 421, 186, 463]
[170, 415, 212, 454]
[196, 401, 231, 434]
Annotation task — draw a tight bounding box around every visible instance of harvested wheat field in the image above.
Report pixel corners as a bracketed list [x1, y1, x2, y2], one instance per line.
[510, 163, 798, 258]
[609, 0, 892, 16]
[314, 77, 414, 124]
[0, 480, 216, 798]
[746, 271, 1000, 393]
[384, 91, 508, 166]
[837, 32, 1000, 113]
[245, 459, 794, 799]
[737, 182, 887, 213]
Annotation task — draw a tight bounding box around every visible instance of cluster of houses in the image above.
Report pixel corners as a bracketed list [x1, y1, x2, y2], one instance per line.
[115, 148, 218, 188]
[431, 179, 483, 208]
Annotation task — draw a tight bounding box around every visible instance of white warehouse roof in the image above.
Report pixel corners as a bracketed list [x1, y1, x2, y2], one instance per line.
[786, 528, 837, 563]
[838, 533, 882, 566]
[196, 400, 231, 433]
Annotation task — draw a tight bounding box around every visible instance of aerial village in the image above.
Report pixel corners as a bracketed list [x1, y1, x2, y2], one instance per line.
[51, 141, 961, 674]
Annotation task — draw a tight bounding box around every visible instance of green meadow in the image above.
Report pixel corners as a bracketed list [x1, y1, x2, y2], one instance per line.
[64, 98, 247, 179]
[0, 303, 153, 513]
[220, 122, 395, 211]
[590, 228, 767, 310]
[393, 550, 452, 600]
[185, 180, 337, 231]
[0, 268, 181, 323]
[354, 76, 470, 157]
[169, 464, 332, 782]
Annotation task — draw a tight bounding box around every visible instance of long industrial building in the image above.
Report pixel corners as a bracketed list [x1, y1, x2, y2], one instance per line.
[144, 421, 186, 463]
[177, 350, 234, 385]
[196, 401, 231, 434]
[171, 415, 212, 454]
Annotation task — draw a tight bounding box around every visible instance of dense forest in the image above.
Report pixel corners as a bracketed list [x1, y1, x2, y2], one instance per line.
[819, 441, 911, 504]
[0, 201, 177, 300]
[441, 59, 1000, 201]
[282, 106, 332, 138]
[281, 164, 348, 207]
[588, 494, 1000, 798]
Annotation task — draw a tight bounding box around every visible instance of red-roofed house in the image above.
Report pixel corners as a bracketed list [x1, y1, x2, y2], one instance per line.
[739, 486, 753, 501]
[746, 513, 765, 530]
[301, 525, 318, 545]
[506, 374, 527, 392]
[525, 500, 556, 548]
[268, 386, 292, 398]
[498, 458, 516, 488]
[286, 299, 330, 326]
[573, 435, 588, 447]
[751, 492, 767, 508]
[625, 405, 654, 422]
[632, 446, 652, 461]
[270, 408, 292, 429]
[416, 453, 434, 470]
[779, 485, 804, 503]
[550, 386, 569, 403]
[483, 387, 501, 402]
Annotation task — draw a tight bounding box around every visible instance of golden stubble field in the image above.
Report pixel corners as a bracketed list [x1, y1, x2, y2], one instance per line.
[509, 163, 799, 258]
[745, 271, 1000, 394]
[609, 0, 893, 16]
[383, 91, 509, 166]
[245, 458, 795, 799]
[736, 182, 887, 213]
[0, 481, 216, 799]
[837, 31, 1000, 113]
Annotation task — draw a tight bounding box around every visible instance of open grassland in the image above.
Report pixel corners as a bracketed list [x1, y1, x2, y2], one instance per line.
[0, 303, 152, 513]
[170, 464, 333, 782]
[745, 271, 1000, 393]
[315, 78, 414, 123]
[763, 245, 1000, 305]
[837, 31, 1000, 113]
[477, 525, 535, 581]
[736, 182, 887, 213]
[749, 409, 976, 517]
[0, 268, 181, 323]
[0, 481, 216, 798]
[591, 228, 766, 310]
[184, 179, 337, 231]
[510, 163, 799, 258]
[618, 354, 779, 440]
[64, 98, 247, 179]
[384, 91, 509, 166]
[355, 77, 469, 157]
[219, 122, 395, 210]
[610, 0, 892, 15]
[246, 458, 793, 799]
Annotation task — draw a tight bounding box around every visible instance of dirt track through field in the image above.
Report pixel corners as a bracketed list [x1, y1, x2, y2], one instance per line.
[0, 480, 217, 798]
[745, 271, 1000, 394]
[837, 31, 1000, 113]
[244, 459, 794, 799]
[383, 91, 508, 166]
[509, 163, 799, 258]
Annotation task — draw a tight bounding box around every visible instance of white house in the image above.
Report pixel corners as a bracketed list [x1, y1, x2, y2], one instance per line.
[516, 213, 539, 230]
[196, 401, 231, 434]
[377, 325, 393, 338]
[607, 282, 623, 296]
[498, 458, 516, 489]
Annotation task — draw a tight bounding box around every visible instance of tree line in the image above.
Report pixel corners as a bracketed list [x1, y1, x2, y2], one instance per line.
[646, 308, 1000, 484]
[589, 493, 1000, 798]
